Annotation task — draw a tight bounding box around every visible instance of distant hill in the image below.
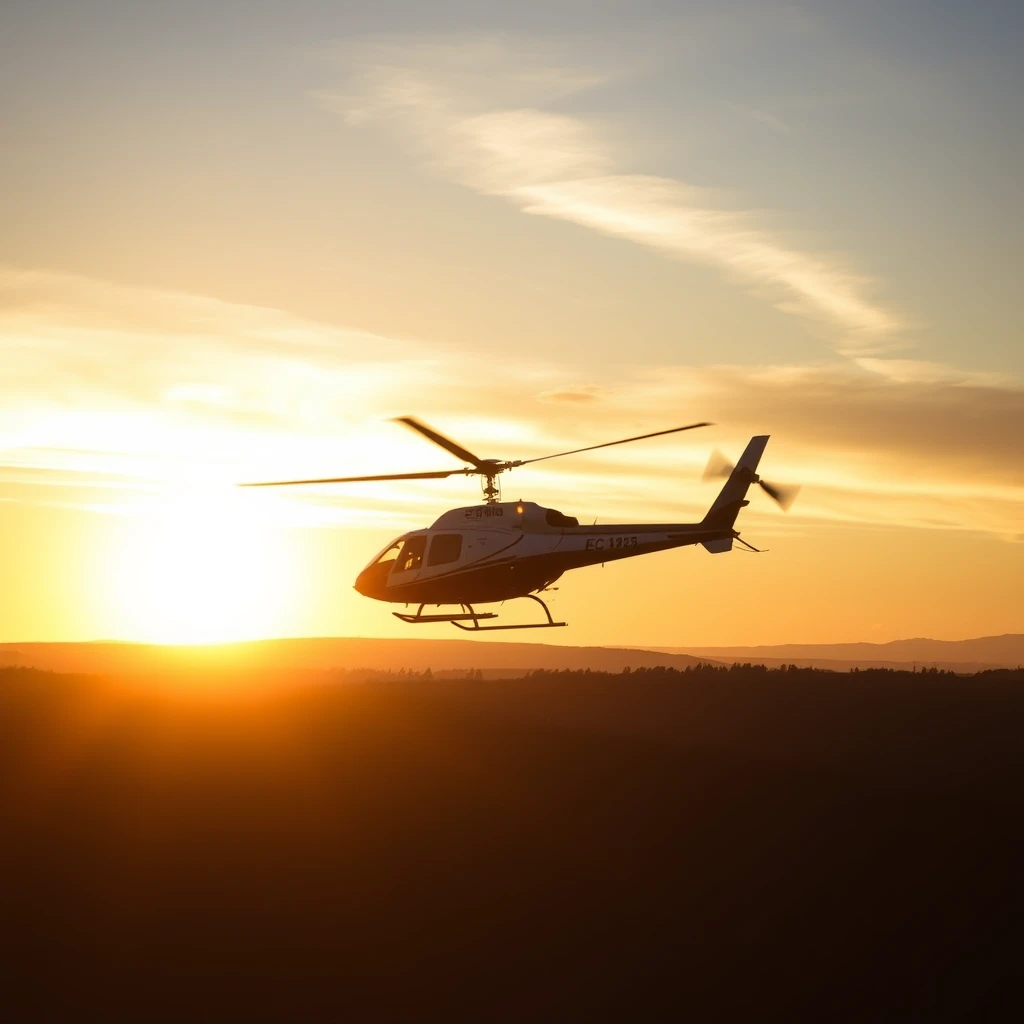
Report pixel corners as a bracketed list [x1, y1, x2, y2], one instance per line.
[0, 637, 715, 678]
[637, 634, 1024, 672]
[4, 634, 1021, 677]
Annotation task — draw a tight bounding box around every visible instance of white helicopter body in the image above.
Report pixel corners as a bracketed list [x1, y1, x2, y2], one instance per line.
[245, 421, 794, 631]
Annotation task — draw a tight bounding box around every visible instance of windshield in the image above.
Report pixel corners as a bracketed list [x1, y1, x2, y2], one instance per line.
[364, 538, 404, 572]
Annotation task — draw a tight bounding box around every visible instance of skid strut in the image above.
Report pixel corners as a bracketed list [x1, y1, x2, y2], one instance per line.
[393, 594, 566, 631]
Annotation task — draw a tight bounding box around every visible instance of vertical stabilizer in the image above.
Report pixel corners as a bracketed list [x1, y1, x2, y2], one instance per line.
[700, 435, 770, 545]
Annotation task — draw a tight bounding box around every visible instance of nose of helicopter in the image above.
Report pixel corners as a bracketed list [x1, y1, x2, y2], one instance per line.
[354, 563, 386, 599]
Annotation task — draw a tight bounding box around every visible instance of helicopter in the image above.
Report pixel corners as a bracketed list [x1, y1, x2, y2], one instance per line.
[242, 417, 797, 631]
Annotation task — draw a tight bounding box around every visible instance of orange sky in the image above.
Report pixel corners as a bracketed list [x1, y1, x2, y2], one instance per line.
[1, 5, 1022, 646]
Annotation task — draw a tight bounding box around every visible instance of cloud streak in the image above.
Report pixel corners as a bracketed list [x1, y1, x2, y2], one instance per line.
[320, 36, 904, 354]
[1, 269, 1020, 539]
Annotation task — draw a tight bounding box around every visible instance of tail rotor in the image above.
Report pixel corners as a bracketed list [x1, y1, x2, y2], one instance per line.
[703, 448, 800, 511]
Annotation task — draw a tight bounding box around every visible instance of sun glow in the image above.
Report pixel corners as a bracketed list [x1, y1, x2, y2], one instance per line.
[105, 491, 298, 644]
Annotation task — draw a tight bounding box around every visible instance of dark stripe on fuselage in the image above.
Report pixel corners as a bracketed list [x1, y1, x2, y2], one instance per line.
[386, 557, 549, 605]
[380, 527, 730, 605]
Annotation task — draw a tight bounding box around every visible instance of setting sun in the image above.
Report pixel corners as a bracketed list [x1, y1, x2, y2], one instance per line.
[104, 492, 297, 644]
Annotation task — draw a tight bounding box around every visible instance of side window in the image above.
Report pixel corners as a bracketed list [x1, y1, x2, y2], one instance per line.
[394, 535, 427, 574]
[427, 533, 463, 567]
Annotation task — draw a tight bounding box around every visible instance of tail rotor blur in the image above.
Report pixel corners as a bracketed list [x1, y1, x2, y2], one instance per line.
[702, 448, 800, 511]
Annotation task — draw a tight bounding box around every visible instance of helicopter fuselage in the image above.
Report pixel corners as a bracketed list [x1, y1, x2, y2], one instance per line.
[244, 418, 777, 630]
[354, 500, 734, 607]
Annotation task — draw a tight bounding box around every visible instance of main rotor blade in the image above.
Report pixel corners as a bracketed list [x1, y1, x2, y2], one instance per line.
[518, 422, 713, 467]
[239, 468, 471, 488]
[395, 417, 485, 469]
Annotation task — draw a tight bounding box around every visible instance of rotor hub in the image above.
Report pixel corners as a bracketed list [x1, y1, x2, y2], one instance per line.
[481, 472, 502, 504]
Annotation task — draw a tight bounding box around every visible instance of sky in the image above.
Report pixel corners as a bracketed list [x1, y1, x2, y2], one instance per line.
[1, 0, 1022, 646]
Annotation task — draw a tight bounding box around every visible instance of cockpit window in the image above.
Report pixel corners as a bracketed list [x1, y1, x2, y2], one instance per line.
[394, 534, 427, 574]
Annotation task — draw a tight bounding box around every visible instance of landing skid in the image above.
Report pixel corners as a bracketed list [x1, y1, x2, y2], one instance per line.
[393, 594, 566, 631]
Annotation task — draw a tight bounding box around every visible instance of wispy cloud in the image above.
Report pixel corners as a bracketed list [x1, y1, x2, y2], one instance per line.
[537, 384, 607, 404]
[0, 265, 442, 444]
[852, 358, 1010, 386]
[534, 363, 1024, 539]
[2, 268, 1020, 539]
[319, 35, 904, 354]
[0, 267, 472, 522]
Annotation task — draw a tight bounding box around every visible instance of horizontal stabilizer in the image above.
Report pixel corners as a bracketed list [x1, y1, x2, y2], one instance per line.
[701, 538, 734, 554]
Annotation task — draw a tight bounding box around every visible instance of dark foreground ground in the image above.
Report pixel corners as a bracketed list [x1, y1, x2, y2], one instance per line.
[3, 663, 1022, 1020]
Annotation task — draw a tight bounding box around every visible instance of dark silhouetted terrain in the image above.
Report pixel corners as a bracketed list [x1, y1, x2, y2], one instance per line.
[3, 660, 1023, 1020]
